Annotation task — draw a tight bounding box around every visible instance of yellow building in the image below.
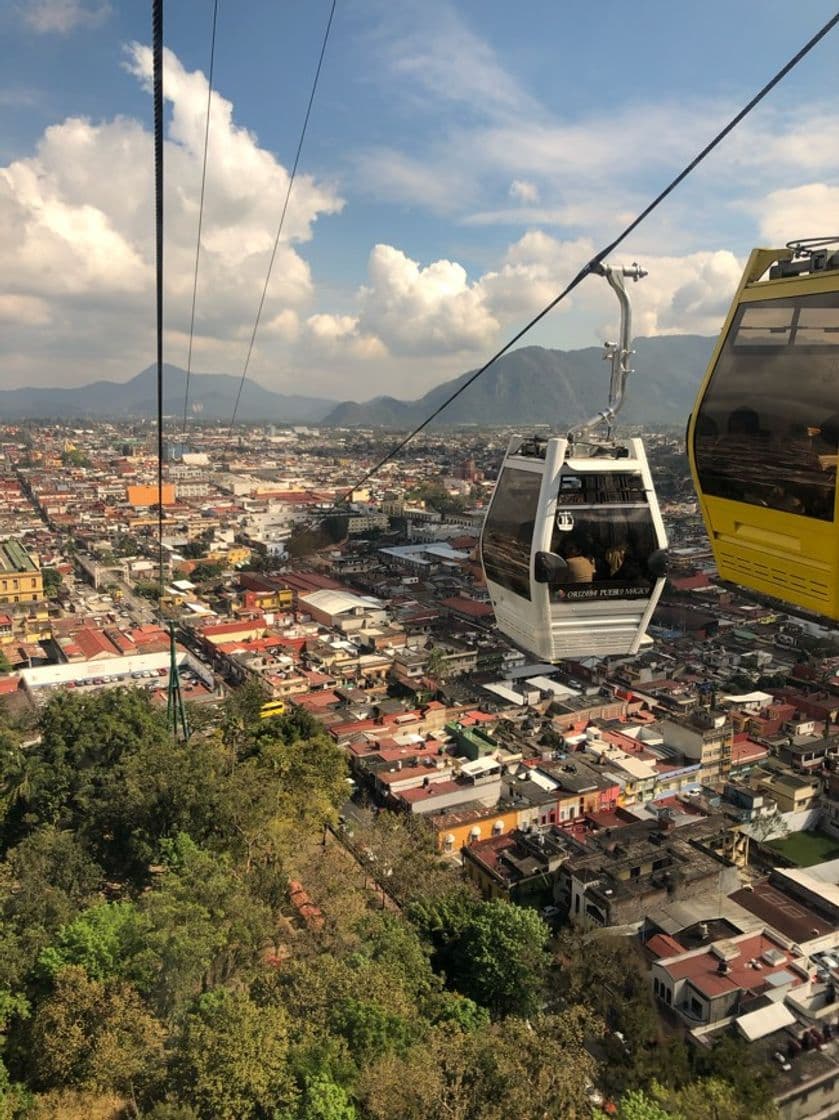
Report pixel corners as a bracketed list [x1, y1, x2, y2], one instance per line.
[432, 806, 519, 853]
[0, 540, 44, 607]
[207, 546, 252, 568]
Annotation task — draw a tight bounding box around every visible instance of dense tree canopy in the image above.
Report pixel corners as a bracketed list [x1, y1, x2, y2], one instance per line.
[0, 686, 781, 1118]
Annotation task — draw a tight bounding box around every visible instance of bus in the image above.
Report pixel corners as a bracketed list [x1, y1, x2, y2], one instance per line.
[259, 699, 286, 719]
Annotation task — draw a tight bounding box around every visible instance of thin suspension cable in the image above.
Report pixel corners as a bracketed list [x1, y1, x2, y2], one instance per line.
[340, 9, 839, 502]
[182, 0, 220, 433]
[227, 0, 337, 437]
[153, 0, 165, 604]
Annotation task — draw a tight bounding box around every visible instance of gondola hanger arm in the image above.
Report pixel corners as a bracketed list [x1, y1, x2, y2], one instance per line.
[568, 262, 647, 442]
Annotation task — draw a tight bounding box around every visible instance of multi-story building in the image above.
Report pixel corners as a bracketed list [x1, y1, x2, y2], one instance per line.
[0, 539, 44, 607]
[658, 708, 733, 783]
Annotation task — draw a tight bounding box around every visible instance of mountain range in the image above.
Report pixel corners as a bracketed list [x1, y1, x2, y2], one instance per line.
[0, 364, 334, 423]
[323, 336, 715, 428]
[1, 336, 715, 426]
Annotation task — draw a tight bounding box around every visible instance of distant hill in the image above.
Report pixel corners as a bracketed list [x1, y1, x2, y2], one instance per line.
[324, 336, 716, 428]
[0, 364, 335, 423]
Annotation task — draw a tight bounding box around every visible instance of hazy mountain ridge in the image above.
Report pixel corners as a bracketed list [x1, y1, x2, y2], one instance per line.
[0, 337, 715, 426]
[0, 364, 335, 423]
[324, 336, 716, 428]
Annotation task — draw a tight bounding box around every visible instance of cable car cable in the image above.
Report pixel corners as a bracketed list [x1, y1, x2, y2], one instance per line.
[182, 0, 220, 434]
[153, 0, 165, 607]
[227, 0, 337, 439]
[339, 8, 839, 503]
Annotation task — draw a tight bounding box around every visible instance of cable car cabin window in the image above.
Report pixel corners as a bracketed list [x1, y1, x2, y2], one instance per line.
[549, 505, 657, 603]
[694, 291, 839, 521]
[482, 467, 542, 599]
[559, 471, 646, 504]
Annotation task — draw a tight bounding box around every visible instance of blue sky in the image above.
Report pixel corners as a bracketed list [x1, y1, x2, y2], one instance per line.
[1, 0, 838, 399]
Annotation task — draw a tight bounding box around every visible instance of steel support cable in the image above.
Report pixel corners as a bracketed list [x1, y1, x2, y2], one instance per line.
[182, 0, 220, 433]
[340, 9, 839, 502]
[227, 0, 337, 438]
[153, 0, 165, 606]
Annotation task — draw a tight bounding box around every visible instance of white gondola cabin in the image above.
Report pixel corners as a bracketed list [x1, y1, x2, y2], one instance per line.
[480, 434, 668, 661]
[479, 262, 669, 661]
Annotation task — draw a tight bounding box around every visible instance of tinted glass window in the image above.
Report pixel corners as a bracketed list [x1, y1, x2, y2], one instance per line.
[482, 468, 542, 599]
[559, 471, 647, 504]
[694, 291, 839, 521]
[549, 505, 657, 602]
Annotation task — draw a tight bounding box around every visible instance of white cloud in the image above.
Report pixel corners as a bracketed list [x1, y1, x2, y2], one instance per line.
[627, 250, 743, 336]
[0, 45, 343, 388]
[752, 183, 839, 246]
[509, 179, 539, 204]
[306, 313, 387, 360]
[358, 244, 499, 355]
[469, 231, 741, 338]
[0, 294, 51, 325]
[477, 232, 594, 319]
[380, 2, 537, 119]
[22, 0, 110, 34]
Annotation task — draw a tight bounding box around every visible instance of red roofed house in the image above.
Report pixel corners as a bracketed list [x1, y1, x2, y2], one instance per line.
[651, 929, 806, 1027]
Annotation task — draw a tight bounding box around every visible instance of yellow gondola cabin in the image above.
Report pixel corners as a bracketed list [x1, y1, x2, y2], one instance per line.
[687, 241, 839, 617]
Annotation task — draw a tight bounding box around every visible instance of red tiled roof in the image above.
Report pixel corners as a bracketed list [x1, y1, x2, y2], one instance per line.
[647, 933, 686, 958]
[439, 596, 493, 618]
[659, 932, 801, 999]
[398, 778, 462, 801]
[201, 618, 266, 637]
[74, 628, 120, 660]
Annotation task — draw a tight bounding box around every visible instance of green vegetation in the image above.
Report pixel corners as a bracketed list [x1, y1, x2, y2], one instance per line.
[189, 561, 225, 583]
[60, 450, 91, 469]
[40, 568, 63, 600]
[287, 516, 348, 559]
[0, 688, 780, 1118]
[768, 828, 839, 866]
[405, 481, 469, 516]
[0, 651, 11, 674]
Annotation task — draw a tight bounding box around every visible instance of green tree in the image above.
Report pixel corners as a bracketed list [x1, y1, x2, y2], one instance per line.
[297, 1075, 357, 1120]
[662, 1077, 778, 1120]
[691, 1034, 777, 1116]
[413, 896, 549, 1017]
[134, 837, 273, 1019]
[170, 989, 296, 1120]
[190, 561, 225, 583]
[0, 989, 30, 1120]
[0, 828, 103, 990]
[144, 1104, 200, 1120]
[179, 540, 207, 560]
[27, 966, 164, 1095]
[0, 653, 10, 675]
[60, 450, 91, 469]
[449, 901, 549, 1016]
[594, 1089, 673, 1119]
[41, 568, 63, 599]
[37, 901, 143, 983]
[359, 1010, 598, 1120]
